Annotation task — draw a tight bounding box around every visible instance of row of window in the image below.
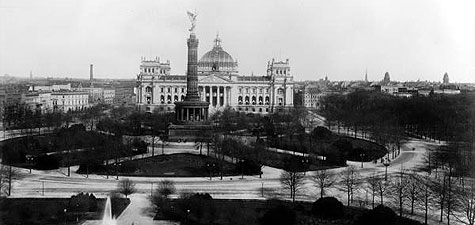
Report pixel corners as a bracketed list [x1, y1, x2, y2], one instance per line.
[238, 87, 286, 95]
[239, 87, 269, 94]
[273, 69, 289, 75]
[145, 86, 186, 93]
[143, 67, 168, 74]
[237, 107, 269, 113]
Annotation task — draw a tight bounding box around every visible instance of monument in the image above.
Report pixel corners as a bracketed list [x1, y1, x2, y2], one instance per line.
[168, 11, 211, 142]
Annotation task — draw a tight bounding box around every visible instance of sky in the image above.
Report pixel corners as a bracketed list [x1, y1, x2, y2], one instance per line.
[0, 0, 474, 82]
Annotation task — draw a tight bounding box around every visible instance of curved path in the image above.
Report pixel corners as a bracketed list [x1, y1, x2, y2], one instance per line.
[1, 127, 445, 224]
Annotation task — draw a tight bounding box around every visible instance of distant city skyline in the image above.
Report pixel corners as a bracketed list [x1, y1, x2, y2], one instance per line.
[0, 0, 474, 82]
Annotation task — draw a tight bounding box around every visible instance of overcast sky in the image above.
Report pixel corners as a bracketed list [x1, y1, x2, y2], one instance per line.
[0, 0, 474, 82]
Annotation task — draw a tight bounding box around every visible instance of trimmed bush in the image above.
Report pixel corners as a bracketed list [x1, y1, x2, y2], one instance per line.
[260, 204, 296, 225]
[355, 205, 396, 225]
[311, 197, 344, 219]
[35, 154, 59, 170]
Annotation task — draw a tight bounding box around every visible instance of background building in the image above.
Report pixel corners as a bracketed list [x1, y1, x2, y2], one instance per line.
[136, 35, 294, 114]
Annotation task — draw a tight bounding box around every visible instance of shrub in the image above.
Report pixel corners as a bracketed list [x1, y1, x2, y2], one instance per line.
[311, 197, 344, 219]
[355, 205, 396, 225]
[35, 155, 59, 170]
[260, 204, 296, 225]
[312, 126, 333, 140]
[68, 192, 98, 212]
[235, 160, 261, 175]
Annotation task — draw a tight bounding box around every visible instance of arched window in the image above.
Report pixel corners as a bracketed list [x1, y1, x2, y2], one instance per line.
[181, 95, 185, 101]
[174, 95, 178, 102]
[251, 96, 256, 105]
[167, 95, 172, 104]
[245, 96, 250, 105]
[145, 86, 152, 93]
[265, 96, 270, 105]
[160, 95, 165, 104]
[238, 96, 243, 105]
[258, 96, 263, 105]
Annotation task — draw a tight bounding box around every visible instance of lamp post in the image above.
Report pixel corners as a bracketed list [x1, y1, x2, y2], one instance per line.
[261, 181, 264, 197]
[383, 159, 390, 181]
[240, 159, 244, 179]
[359, 153, 365, 168]
[63, 208, 67, 225]
[301, 158, 309, 175]
[26, 155, 34, 173]
[207, 163, 215, 180]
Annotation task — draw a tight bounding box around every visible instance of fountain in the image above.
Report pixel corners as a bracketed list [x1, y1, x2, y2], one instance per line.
[101, 196, 117, 225]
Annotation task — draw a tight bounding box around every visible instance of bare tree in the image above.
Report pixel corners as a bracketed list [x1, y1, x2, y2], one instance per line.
[366, 172, 381, 209]
[389, 168, 409, 217]
[453, 178, 475, 225]
[338, 166, 360, 206]
[280, 170, 306, 203]
[0, 164, 23, 196]
[117, 178, 136, 198]
[156, 179, 176, 199]
[406, 173, 420, 215]
[311, 169, 335, 198]
[376, 176, 390, 206]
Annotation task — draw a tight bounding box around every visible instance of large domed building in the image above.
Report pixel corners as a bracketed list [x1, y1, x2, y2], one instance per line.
[136, 34, 294, 115]
[198, 35, 238, 74]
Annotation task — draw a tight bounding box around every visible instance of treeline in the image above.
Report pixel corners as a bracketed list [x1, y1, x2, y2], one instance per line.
[96, 111, 174, 136]
[320, 90, 475, 144]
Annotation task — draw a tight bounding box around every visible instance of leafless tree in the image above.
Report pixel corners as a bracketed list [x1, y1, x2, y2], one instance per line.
[453, 178, 475, 225]
[117, 178, 136, 198]
[366, 172, 382, 209]
[280, 170, 306, 203]
[389, 168, 409, 217]
[338, 166, 360, 206]
[311, 169, 335, 198]
[406, 172, 421, 215]
[0, 164, 23, 196]
[375, 175, 390, 206]
[156, 179, 176, 199]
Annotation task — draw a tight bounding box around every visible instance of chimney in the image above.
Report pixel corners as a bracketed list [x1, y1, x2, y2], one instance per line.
[90, 64, 93, 81]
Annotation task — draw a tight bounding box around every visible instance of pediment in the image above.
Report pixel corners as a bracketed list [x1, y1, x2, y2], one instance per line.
[198, 74, 233, 84]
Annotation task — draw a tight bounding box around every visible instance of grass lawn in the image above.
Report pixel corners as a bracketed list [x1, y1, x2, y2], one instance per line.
[98, 153, 242, 177]
[271, 133, 387, 162]
[154, 198, 423, 225]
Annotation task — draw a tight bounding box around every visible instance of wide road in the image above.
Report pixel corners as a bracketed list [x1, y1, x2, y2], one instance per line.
[8, 137, 442, 201]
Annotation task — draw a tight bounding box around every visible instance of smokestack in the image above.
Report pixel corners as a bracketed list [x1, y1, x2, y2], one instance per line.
[90, 64, 93, 81]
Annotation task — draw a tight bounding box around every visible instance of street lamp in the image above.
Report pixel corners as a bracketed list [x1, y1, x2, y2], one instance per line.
[383, 159, 390, 181]
[26, 155, 34, 173]
[240, 159, 244, 179]
[63, 208, 67, 225]
[207, 163, 215, 180]
[261, 181, 264, 197]
[301, 158, 309, 175]
[359, 153, 365, 168]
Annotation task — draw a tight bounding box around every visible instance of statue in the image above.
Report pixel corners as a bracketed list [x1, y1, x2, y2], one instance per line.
[187, 11, 197, 32]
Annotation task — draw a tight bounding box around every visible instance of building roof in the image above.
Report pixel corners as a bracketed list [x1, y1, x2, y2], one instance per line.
[198, 34, 238, 73]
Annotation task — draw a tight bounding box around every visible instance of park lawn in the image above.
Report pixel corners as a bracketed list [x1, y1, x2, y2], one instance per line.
[98, 153, 242, 177]
[271, 133, 387, 162]
[154, 198, 423, 225]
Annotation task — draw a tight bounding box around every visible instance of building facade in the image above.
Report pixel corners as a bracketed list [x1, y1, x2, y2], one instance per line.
[136, 35, 294, 114]
[51, 91, 89, 112]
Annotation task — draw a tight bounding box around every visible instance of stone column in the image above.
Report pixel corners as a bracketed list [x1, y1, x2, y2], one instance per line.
[223, 86, 227, 106]
[185, 33, 200, 101]
[217, 86, 221, 106]
[211, 86, 215, 106]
